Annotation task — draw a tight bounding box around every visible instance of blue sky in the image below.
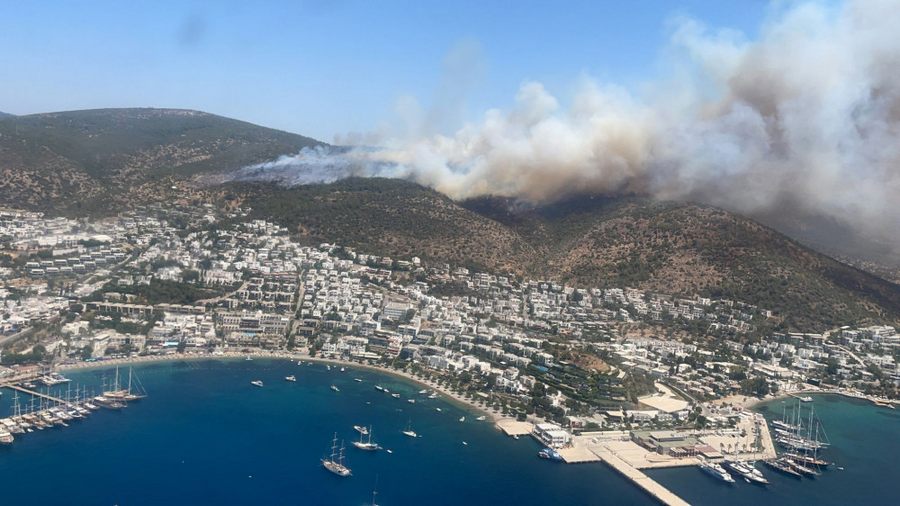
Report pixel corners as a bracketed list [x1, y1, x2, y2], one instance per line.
[0, 1, 767, 141]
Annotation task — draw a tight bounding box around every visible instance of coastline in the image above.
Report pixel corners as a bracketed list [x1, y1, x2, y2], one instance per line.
[55, 351, 504, 423]
[719, 388, 897, 413]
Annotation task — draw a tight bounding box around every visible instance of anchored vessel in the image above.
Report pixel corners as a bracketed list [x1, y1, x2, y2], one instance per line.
[353, 426, 381, 451]
[322, 433, 351, 477]
[401, 420, 417, 438]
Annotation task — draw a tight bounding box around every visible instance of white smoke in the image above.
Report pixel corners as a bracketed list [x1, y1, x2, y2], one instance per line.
[237, 0, 900, 256]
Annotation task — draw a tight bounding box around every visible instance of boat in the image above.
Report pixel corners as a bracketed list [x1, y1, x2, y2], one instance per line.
[39, 373, 71, 386]
[386, 449, 393, 454]
[723, 460, 769, 485]
[374, 385, 384, 392]
[407, 399, 415, 404]
[799, 396, 813, 403]
[462, 441, 468, 446]
[401, 420, 417, 438]
[245, 355, 253, 361]
[476, 415, 486, 421]
[391, 393, 400, 399]
[285, 375, 297, 382]
[330, 385, 340, 392]
[699, 461, 735, 483]
[427, 393, 438, 399]
[340, 367, 346, 372]
[104, 367, 148, 401]
[784, 452, 830, 467]
[297, 360, 303, 365]
[354, 378, 363, 383]
[251, 380, 264, 387]
[459, 416, 465, 422]
[322, 434, 351, 477]
[418, 389, 428, 395]
[352, 427, 381, 451]
[326, 365, 331, 371]
[0, 430, 13, 445]
[435, 408, 442, 412]
[538, 447, 563, 461]
[354, 425, 369, 436]
[786, 459, 821, 477]
[764, 458, 802, 478]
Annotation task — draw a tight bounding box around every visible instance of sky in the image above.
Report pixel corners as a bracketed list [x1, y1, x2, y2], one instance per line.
[0, 0, 767, 142]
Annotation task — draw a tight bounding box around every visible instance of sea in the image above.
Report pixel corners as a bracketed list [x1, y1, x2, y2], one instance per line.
[0, 359, 897, 505]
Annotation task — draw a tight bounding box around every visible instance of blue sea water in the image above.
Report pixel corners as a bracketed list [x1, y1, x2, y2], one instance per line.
[0, 360, 649, 506]
[0, 360, 897, 505]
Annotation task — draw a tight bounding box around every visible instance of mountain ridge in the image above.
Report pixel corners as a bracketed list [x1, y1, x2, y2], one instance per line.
[233, 178, 900, 332]
[0, 107, 323, 212]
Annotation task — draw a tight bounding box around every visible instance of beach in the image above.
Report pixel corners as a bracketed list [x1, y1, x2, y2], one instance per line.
[56, 350, 504, 423]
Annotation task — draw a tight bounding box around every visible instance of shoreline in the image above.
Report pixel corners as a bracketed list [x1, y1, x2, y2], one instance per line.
[55, 351, 504, 423]
[720, 388, 897, 413]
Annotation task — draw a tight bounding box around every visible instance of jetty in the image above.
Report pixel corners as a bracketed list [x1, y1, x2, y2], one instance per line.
[591, 447, 690, 506]
[3, 383, 69, 404]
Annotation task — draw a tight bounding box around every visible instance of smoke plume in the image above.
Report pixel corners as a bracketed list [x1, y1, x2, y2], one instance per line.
[237, 0, 900, 258]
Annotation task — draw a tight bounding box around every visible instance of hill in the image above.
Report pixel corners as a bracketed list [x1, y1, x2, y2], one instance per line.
[0, 108, 322, 213]
[0, 111, 13, 118]
[236, 178, 900, 331]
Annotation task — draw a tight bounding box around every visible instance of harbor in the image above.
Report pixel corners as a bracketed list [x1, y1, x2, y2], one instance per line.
[0, 366, 146, 445]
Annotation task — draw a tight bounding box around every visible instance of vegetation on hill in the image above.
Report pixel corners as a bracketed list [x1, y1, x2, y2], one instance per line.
[0, 108, 322, 212]
[237, 178, 900, 331]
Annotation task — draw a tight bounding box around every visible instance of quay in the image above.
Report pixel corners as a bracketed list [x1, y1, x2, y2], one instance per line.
[591, 446, 690, 506]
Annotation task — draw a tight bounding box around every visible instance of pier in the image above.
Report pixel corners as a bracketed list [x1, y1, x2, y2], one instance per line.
[2, 383, 69, 405]
[590, 447, 690, 506]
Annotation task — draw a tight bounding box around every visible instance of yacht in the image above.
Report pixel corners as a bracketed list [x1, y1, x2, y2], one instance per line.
[322, 434, 351, 477]
[250, 380, 264, 387]
[285, 375, 297, 382]
[538, 448, 563, 461]
[354, 425, 369, 436]
[401, 420, 417, 438]
[391, 393, 400, 399]
[352, 427, 381, 451]
[374, 385, 385, 392]
[724, 460, 769, 485]
[418, 389, 428, 395]
[764, 458, 802, 478]
[0, 430, 13, 445]
[699, 461, 735, 483]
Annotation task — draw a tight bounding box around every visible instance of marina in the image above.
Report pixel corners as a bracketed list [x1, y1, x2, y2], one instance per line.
[0, 367, 147, 445]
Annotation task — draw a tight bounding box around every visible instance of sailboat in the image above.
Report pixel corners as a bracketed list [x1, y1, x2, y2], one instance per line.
[353, 426, 381, 451]
[103, 367, 147, 401]
[401, 420, 417, 438]
[322, 433, 351, 477]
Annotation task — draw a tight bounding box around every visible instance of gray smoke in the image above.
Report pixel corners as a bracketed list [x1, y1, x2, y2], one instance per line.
[236, 0, 900, 257]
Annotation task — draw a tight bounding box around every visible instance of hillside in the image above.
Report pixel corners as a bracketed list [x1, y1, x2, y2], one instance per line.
[0, 108, 322, 212]
[237, 178, 900, 331]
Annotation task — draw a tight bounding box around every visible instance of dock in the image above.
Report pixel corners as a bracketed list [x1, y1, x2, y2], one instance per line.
[591, 446, 690, 506]
[2, 384, 69, 405]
